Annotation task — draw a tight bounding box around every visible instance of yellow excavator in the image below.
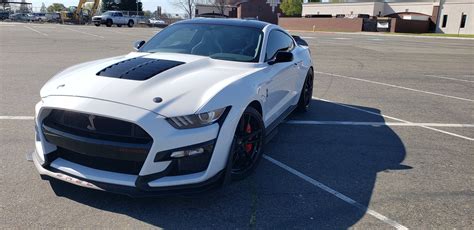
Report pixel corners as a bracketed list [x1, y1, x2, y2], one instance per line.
[61, 0, 100, 24]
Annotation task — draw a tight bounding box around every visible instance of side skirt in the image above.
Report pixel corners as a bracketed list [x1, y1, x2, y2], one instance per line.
[264, 104, 297, 142]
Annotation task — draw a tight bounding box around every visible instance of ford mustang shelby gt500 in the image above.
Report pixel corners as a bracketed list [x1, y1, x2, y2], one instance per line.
[32, 18, 313, 196]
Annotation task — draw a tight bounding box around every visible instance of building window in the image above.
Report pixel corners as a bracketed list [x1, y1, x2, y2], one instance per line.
[460, 14, 467, 28]
[442, 15, 448, 28]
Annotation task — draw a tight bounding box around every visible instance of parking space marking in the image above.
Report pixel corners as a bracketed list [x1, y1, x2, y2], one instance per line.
[263, 154, 409, 230]
[334, 37, 352, 40]
[316, 71, 474, 102]
[316, 97, 474, 141]
[0, 116, 34, 120]
[369, 38, 384, 41]
[287, 120, 474, 127]
[64, 27, 104, 39]
[24, 26, 48, 36]
[424, 74, 474, 83]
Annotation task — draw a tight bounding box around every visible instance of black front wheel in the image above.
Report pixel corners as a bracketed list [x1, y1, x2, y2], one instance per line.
[297, 68, 314, 112]
[230, 107, 265, 181]
[105, 20, 112, 27]
[127, 20, 134, 27]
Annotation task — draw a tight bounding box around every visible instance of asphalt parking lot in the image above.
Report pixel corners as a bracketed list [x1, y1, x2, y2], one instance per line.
[1, 22, 473, 229]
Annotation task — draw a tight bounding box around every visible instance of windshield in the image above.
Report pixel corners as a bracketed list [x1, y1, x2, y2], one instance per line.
[102, 11, 113, 16]
[139, 23, 264, 63]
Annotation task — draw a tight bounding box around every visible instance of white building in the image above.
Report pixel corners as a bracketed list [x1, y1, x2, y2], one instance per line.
[437, 0, 473, 34]
[302, 0, 473, 34]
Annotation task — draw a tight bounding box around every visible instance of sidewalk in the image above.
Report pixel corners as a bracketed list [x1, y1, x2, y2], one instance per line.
[287, 29, 474, 40]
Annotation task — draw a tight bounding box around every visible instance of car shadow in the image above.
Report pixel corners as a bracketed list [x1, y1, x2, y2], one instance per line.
[47, 99, 409, 229]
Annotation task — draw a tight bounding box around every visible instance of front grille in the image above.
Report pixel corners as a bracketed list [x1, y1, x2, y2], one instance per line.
[42, 109, 153, 175]
[56, 147, 144, 175]
[44, 109, 151, 144]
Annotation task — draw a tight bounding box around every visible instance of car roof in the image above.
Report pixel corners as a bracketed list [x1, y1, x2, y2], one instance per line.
[175, 18, 271, 30]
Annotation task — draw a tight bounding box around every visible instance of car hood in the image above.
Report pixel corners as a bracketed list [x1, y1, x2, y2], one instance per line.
[41, 52, 262, 117]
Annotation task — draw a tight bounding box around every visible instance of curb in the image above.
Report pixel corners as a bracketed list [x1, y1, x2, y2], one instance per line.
[286, 30, 474, 40]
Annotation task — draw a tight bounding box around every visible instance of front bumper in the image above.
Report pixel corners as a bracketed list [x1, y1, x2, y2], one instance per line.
[32, 150, 224, 197]
[92, 17, 106, 24]
[33, 96, 234, 196]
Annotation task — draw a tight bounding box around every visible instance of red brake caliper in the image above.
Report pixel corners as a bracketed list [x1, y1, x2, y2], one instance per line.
[245, 123, 253, 153]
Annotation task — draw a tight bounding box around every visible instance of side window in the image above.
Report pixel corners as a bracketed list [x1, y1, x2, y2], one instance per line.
[265, 30, 294, 61]
[117, 13, 123, 17]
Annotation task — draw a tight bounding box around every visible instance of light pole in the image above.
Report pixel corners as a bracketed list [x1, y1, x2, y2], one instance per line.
[136, 0, 139, 16]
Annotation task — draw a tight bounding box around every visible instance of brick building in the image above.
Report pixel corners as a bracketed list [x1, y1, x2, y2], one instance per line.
[195, 0, 283, 24]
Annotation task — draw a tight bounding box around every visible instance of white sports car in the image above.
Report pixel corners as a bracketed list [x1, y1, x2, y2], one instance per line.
[32, 18, 313, 196]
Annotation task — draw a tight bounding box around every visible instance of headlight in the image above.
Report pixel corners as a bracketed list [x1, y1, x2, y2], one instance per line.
[167, 107, 227, 129]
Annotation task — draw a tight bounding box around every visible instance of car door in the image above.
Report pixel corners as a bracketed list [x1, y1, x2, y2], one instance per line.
[262, 30, 299, 126]
[115, 12, 123, 24]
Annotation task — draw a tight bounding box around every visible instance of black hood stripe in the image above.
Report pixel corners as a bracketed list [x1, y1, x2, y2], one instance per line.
[97, 57, 184, 81]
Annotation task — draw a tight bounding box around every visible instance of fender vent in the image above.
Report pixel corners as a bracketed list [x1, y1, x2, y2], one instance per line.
[97, 57, 184, 81]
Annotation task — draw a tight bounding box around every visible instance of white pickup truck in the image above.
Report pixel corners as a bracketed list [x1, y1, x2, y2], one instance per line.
[92, 11, 136, 27]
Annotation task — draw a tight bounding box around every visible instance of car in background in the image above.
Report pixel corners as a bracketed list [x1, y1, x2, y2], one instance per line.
[26, 13, 47, 22]
[148, 17, 167, 27]
[133, 15, 147, 24]
[0, 11, 10, 20]
[92, 11, 136, 27]
[46, 13, 60, 22]
[32, 13, 47, 21]
[8, 13, 28, 21]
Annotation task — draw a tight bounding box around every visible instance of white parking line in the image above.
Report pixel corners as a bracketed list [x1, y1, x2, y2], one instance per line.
[24, 26, 48, 36]
[263, 155, 408, 230]
[369, 38, 384, 41]
[316, 71, 474, 102]
[334, 37, 351, 40]
[424, 74, 474, 83]
[315, 97, 474, 141]
[0, 116, 34, 120]
[64, 27, 104, 39]
[286, 120, 474, 128]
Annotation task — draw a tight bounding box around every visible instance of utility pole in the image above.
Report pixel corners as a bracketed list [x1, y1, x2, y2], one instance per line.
[136, 0, 139, 16]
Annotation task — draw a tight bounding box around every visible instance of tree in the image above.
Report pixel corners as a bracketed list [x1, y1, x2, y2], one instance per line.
[173, 0, 196, 19]
[101, 0, 118, 11]
[206, 0, 228, 15]
[40, 2, 47, 13]
[47, 3, 66, 13]
[102, 0, 143, 14]
[280, 0, 302, 16]
[143, 10, 152, 17]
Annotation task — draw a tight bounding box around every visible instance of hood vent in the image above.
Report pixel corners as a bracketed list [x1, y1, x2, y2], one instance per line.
[96, 57, 184, 81]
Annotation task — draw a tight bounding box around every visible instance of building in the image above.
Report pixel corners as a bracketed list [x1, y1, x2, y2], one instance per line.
[301, 0, 473, 34]
[437, 0, 473, 34]
[195, 4, 237, 17]
[195, 0, 283, 24]
[1, 0, 32, 13]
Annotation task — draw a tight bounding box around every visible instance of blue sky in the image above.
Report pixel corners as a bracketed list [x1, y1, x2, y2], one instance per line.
[30, 0, 179, 13]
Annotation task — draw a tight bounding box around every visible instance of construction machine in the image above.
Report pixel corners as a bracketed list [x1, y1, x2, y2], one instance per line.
[60, 0, 100, 24]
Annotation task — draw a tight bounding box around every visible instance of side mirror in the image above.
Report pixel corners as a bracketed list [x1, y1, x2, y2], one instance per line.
[269, 51, 293, 65]
[133, 40, 145, 50]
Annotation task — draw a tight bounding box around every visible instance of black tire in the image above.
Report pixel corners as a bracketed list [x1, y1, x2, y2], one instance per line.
[106, 19, 112, 27]
[117, 24, 122, 27]
[127, 20, 134, 27]
[230, 106, 265, 181]
[94, 23, 100, 27]
[297, 68, 314, 112]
